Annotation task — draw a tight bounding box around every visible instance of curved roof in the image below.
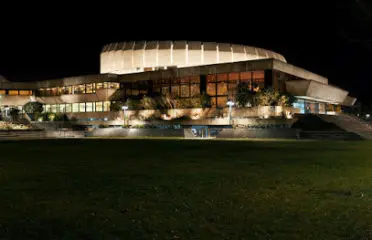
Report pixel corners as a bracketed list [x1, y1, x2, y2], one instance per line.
[100, 41, 286, 74]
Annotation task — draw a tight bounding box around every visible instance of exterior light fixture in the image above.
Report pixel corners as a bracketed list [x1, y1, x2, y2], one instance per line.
[366, 114, 370, 119]
[226, 100, 235, 125]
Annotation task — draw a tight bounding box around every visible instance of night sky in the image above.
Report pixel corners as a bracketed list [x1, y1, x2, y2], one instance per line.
[0, 1, 371, 101]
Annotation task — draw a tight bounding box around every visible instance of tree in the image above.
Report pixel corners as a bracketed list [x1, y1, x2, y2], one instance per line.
[23, 101, 43, 114]
[200, 92, 211, 109]
[141, 95, 156, 109]
[255, 88, 280, 106]
[110, 101, 126, 112]
[277, 93, 295, 107]
[235, 83, 254, 107]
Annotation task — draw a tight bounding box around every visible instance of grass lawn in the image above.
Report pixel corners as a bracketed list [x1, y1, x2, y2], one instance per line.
[1, 139, 372, 239]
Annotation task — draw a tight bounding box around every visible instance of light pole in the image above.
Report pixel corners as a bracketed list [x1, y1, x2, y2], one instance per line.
[122, 105, 128, 127]
[226, 100, 235, 125]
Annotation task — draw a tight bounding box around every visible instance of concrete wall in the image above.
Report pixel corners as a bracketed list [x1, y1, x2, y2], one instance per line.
[101, 41, 286, 74]
[215, 128, 298, 139]
[87, 128, 185, 137]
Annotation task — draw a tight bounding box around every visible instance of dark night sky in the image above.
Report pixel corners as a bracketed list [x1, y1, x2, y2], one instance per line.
[0, 1, 371, 101]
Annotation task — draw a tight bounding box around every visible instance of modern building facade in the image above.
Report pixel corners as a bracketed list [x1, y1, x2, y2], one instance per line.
[0, 41, 356, 124]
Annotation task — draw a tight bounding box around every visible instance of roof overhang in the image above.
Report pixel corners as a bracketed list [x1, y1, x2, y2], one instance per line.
[285, 79, 349, 105]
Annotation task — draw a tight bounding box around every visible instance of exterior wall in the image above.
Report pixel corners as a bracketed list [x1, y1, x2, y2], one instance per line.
[100, 41, 286, 74]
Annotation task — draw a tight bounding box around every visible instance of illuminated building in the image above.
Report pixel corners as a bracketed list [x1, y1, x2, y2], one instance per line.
[0, 41, 356, 124]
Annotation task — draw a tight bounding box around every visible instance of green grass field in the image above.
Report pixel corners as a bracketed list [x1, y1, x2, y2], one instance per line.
[1, 139, 372, 239]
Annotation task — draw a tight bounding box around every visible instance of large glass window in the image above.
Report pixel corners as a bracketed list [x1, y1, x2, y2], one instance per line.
[72, 103, 79, 113]
[62, 86, 72, 94]
[181, 85, 189, 97]
[86, 83, 95, 93]
[65, 104, 72, 113]
[96, 83, 104, 90]
[207, 83, 216, 96]
[19, 90, 32, 96]
[51, 105, 57, 113]
[8, 90, 19, 96]
[103, 101, 110, 112]
[74, 85, 85, 94]
[86, 102, 93, 112]
[108, 82, 120, 89]
[190, 84, 200, 96]
[171, 86, 179, 97]
[217, 82, 227, 95]
[0, 90, 5, 95]
[59, 104, 66, 113]
[79, 103, 86, 112]
[95, 102, 103, 112]
[45, 105, 51, 112]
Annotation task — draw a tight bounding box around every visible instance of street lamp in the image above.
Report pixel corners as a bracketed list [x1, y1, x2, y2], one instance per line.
[226, 100, 235, 125]
[122, 105, 128, 127]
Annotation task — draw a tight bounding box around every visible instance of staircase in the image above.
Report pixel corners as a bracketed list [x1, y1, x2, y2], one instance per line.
[318, 113, 372, 140]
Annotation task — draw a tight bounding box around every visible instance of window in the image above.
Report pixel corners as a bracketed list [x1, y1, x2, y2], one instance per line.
[86, 102, 93, 112]
[79, 103, 86, 112]
[65, 104, 72, 113]
[217, 82, 227, 95]
[74, 85, 85, 94]
[45, 105, 51, 112]
[86, 83, 95, 93]
[95, 102, 103, 112]
[190, 84, 200, 96]
[103, 101, 110, 112]
[207, 83, 216, 96]
[0, 90, 5, 95]
[96, 83, 104, 90]
[59, 104, 66, 113]
[161, 87, 169, 95]
[181, 85, 189, 97]
[51, 105, 57, 113]
[72, 103, 79, 112]
[171, 86, 179, 97]
[8, 90, 19, 96]
[108, 82, 119, 89]
[217, 74, 228, 82]
[19, 90, 32, 96]
[103, 82, 108, 89]
[62, 86, 72, 94]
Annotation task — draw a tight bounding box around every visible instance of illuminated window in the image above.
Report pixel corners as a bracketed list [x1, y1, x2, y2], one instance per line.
[45, 105, 51, 112]
[217, 74, 228, 82]
[86, 102, 93, 112]
[65, 104, 72, 113]
[51, 88, 58, 96]
[228, 73, 240, 82]
[217, 82, 227, 95]
[95, 102, 103, 112]
[8, 90, 19, 96]
[59, 104, 65, 113]
[0, 90, 5, 95]
[217, 96, 228, 108]
[96, 83, 104, 90]
[51, 105, 57, 113]
[108, 82, 119, 89]
[86, 84, 95, 93]
[240, 72, 252, 82]
[103, 82, 108, 89]
[171, 86, 179, 97]
[190, 84, 200, 96]
[43, 105, 46, 112]
[181, 85, 189, 97]
[190, 76, 200, 83]
[132, 89, 139, 96]
[207, 74, 216, 83]
[72, 103, 79, 113]
[62, 86, 72, 94]
[79, 103, 86, 112]
[207, 83, 216, 96]
[161, 87, 169, 95]
[19, 90, 32, 96]
[74, 85, 85, 94]
[103, 101, 110, 112]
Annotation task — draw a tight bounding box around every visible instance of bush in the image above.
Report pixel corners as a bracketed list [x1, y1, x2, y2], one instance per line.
[23, 101, 43, 114]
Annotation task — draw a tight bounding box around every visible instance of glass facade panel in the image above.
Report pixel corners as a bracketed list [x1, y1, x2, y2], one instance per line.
[217, 82, 227, 95]
[59, 104, 65, 113]
[79, 103, 86, 112]
[96, 83, 104, 90]
[86, 102, 93, 112]
[217, 96, 228, 108]
[217, 74, 228, 82]
[207, 83, 216, 96]
[86, 84, 95, 93]
[8, 90, 18, 96]
[72, 103, 79, 113]
[65, 104, 72, 113]
[103, 101, 110, 112]
[19, 90, 32, 96]
[190, 84, 199, 96]
[74, 85, 85, 94]
[51, 105, 57, 113]
[45, 105, 51, 112]
[95, 102, 103, 112]
[181, 85, 189, 97]
[0, 90, 5, 95]
[171, 86, 179, 97]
